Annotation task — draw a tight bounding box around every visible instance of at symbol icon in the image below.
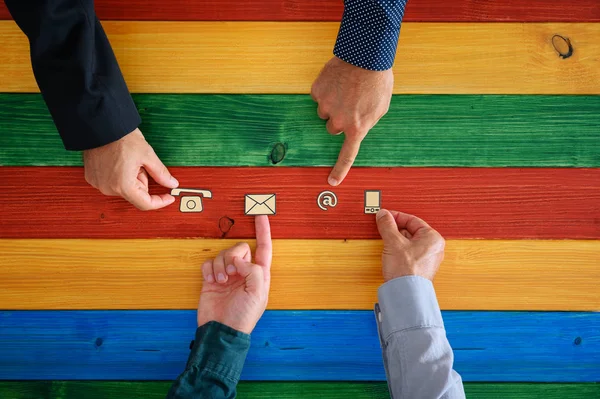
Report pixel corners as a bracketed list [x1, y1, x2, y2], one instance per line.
[317, 190, 338, 211]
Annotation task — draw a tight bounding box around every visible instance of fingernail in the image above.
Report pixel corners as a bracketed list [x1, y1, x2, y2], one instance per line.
[205, 274, 214, 283]
[217, 273, 226, 283]
[328, 176, 339, 186]
[226, 265, 236, 275]
[170, 176, 179, 187]
[376, 209, 388, 220]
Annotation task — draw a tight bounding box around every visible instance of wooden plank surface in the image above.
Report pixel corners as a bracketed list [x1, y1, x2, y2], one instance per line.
[1, 167, 598, 240]
[1, 382, 599, 399]
[2, 0, 599, 22]
[1, 22, 599, 94]
[0, 311, 598, 381]
[1, 239, 598, 311]
[2, 94, 599, 167]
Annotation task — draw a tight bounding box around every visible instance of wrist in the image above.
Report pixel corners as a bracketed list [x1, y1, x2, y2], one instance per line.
[332, 56, 389, 75]
[197, 318, 255, 335]
[383, 268, 432, 283]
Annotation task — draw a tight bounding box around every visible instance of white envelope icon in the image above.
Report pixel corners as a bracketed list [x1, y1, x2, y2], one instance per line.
[245, 194, 276, 215]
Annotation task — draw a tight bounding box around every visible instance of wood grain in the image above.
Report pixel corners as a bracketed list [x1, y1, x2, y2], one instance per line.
[2, 0, 599, 22]
[1, 239, 598, 310]
[1, 167, 599, 240]
[1, 382, 598, 399]
[1, 22, 599, 94]
[0, 311, 598, 381]
[2, 94, 599, 167]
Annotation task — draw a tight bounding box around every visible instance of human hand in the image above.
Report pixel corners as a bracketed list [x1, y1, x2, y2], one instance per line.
[83, 128, 179, 210]
[375, 209, 445, 282]
[311, 56, 393, 186]
[197, 215, 273, 334]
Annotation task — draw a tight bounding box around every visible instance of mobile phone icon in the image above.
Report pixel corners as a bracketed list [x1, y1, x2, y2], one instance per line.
[171, 188, 213, 213]
[364, 190, 381, 214]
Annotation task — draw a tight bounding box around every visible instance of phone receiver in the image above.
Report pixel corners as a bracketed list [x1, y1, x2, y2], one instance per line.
[171, 188, 212, 213]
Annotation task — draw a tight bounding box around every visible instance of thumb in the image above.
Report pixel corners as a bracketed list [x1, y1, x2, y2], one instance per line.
[376, 209, 403, 243]
[143, 149, 179, 189]
[233, 257, 265, 294]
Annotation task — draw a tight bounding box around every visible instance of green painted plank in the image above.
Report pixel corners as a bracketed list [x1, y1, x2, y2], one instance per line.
[0, 94, 599, 167]
[0, 382, 599, 399]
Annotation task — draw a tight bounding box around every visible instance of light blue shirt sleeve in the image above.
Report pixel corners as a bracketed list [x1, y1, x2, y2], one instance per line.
[375, 276, 465, 399]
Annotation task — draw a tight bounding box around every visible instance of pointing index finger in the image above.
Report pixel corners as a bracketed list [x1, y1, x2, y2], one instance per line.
[328, 138, 361, 186]
[254, 215, 272, 268]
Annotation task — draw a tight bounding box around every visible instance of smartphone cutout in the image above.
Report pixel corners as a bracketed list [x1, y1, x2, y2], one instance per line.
[364, 190, 381, 214]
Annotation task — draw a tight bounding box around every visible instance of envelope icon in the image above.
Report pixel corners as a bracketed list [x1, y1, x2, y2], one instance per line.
[245, 194, 276, 215]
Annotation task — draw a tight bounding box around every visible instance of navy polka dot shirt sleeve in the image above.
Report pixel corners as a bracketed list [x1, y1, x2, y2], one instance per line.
[334, 0, 407, 71]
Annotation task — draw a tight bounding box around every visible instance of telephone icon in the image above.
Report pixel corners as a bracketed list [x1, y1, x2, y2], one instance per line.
[171, 188, 213, 213]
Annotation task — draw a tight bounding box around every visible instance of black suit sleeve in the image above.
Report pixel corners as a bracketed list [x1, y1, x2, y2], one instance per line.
[4, 0, 141, 150]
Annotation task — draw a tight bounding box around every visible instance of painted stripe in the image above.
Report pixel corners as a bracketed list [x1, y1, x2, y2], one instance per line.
[0, 311, 598, 381]
[0, 382, 599, 399]
[2, 94, 599, 167]
[1, 167, 598, 240]
[1, 22, 598, 94]
[1, 239, 598, 311]
[2, 1, 599, 22]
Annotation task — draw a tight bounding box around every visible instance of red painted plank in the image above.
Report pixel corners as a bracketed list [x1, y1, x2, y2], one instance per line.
[0, 167, 598, 239]
[1, 1, 598, 22]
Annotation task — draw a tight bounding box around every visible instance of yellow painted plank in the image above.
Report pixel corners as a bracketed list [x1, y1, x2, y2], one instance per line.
[1, 239, 598, 310]
[0, 22, 598, 94]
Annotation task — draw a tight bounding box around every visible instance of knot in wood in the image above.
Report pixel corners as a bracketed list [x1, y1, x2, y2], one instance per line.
[552, 35, 573, 59]
[219, 216, 235, 237]
[270, 143, 287, 165]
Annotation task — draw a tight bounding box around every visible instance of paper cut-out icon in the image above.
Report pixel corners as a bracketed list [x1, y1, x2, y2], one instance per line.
[317, 190, 338, 211]
[171, 188, 212, 213]
[245, 194, 276, 215]
[364, 190, 381, 214]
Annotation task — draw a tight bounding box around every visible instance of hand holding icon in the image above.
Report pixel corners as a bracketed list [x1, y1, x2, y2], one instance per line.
[171, 188, 212, 213]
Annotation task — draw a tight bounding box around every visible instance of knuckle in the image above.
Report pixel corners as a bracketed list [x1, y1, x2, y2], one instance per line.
[311, 84, 319, 98]
[351, 118, 364, 131]
[240, 242, 251, 252]
[328, 120, 343, 133]
[438, 235, 446, 249]
[84, 174, 95, 187]
[110, 183, 124, 196]
[340, 155, 356, 166]
[431, 231, 445, 248]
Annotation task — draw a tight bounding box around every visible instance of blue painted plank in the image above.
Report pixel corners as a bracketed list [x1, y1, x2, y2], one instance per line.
[0, 311, 598, 381]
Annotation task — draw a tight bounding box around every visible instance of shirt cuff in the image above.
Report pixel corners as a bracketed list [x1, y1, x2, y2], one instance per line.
[376, 276, 444, 342]
[52, 78, 141, 151]
[187, 321, 251, 384]
[333, 0, 407, 71]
